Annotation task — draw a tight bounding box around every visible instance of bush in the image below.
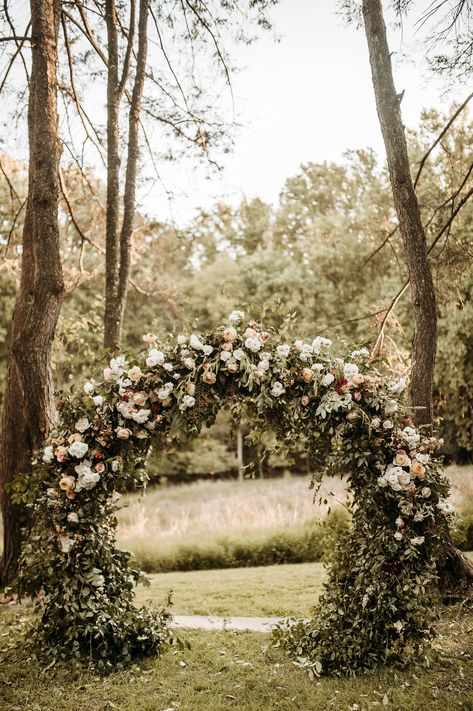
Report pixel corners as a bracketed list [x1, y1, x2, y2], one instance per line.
[124, 510, 351, 573]
[451, 506, 473, 551]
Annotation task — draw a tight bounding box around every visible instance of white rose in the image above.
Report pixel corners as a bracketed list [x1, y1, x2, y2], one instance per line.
[294, 340, 304, 351]
[437, 498, 454, 515]
[312, 336, 332, 353]
[111, 459, 121, 472]
[371, 417, 381, 428]
[128, 366, 142, 382]
[245, 337, 262, 353]
[75, 417, 90, 433]
[93, 395, 104, 407]
[67, 512, 79, 524]
[276, 344, 291, 358]
[68, 441, 89, 459]
[388, 377, 406, 394]
[179, 394, 196, 411]
[383, 419, 394, 429]
[183, 357, 195, 370]
[116, 426, 131, 440]
[228, 310, 244, 323]
[190, 334, 204, 350]
[163, 362, 174, 372]
[177, 334, 187, 345]
[377, 475, 388, 488]
[415, 453, 430, 464]
[312, 363, 324, 373]
[257, 359, 270, 371]
[146, 349, 165, 368]
[321, 373, 335, 386]
[43, 445, 54, 463]
[75, 463, 100, 491]
[395, 517, 404, 528]
[233, 349, 245, 361]
[398, 471, 411, 487]
[421, 486, 431, 498]
[83, 380, 95, 395]
[394, 531, 403, 541]
[343, 363, 358, 380]
[203, 345, 214, 356]
[220, 351, 232, 362]
[132, 409, 151, 424]
[271, 381, 285, 397]
[385, 399, 398, 414]
[402, 426, 420, 447]
[410, 536, 425, 546]
[103, 367, 115, 382]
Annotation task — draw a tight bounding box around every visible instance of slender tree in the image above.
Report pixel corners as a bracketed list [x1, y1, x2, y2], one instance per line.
[0, 0, 64, 584]
[362, 0, 438, 429]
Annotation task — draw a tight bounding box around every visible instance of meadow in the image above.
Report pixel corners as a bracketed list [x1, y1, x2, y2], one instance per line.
[116, 466, 473, 573]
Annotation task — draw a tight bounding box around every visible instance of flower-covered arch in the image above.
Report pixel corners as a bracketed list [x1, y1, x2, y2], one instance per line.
[17, 311, 452, 675]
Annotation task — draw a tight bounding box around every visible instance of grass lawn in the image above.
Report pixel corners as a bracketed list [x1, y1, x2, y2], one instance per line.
[135, 562, 326, 617]
[1, 603, 473, 711]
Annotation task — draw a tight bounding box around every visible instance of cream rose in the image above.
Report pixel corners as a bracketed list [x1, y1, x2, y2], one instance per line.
[59, 475, 75, 491]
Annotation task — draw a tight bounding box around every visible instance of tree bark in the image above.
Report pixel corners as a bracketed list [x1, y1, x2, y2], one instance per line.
[0, 0, 64, 585]
[362, 0, 437, 429]
[362, 0, 473, 595]
[116, 0, 149, 340]
[103, 0, 149, 351]
[103, 0, 121, 351]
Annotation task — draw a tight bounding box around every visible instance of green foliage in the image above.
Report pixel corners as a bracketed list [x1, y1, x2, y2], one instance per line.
[15, 315, 452, 675]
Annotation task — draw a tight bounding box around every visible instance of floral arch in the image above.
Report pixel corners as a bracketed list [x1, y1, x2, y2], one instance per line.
[16, 311, 452, 675]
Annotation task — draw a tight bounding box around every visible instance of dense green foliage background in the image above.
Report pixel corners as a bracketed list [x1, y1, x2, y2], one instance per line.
[1, 107, 472, 471]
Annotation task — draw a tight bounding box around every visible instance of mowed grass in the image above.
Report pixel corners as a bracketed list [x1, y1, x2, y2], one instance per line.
[2, 602, 473, 711]
[135, 562, 326, 617]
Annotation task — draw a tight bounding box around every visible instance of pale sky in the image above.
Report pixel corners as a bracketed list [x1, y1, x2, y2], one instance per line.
[144, 0, 466, 224]
[2, 1, 467, 226]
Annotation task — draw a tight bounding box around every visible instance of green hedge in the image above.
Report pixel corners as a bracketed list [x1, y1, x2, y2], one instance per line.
[452, 506, 473, 551]
[124, 510, 350, 573]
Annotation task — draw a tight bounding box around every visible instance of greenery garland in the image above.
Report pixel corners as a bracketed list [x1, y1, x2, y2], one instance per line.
[14, 311, 453, 675]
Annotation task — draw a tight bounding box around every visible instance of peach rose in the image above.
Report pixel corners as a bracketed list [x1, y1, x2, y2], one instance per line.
[301, 396, 310, 406]
[410, 461, 426, 479]
[66, 490, 76, 500]
[55, 446, 68, 462]
[223, 327, 237, 342]
[352, 373, 365, 386]
[227, 361, 239, 374]
[394, 452, 411, 467]
[301, 368, 313, 383]
[202, 371, 217, 384]
[187, 383, 196, 396]
[95, 462, 105, 473]
[68, 433, 82, 443]
[260, 331, 270, 342]
[222, 342, 233, 351]
[59, 475, 75, 491]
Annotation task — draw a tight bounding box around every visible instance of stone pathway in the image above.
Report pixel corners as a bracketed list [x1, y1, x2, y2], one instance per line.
[171, 615, 289, 632]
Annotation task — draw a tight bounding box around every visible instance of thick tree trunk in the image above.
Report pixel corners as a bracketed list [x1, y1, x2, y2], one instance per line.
[362, 0, 472, 595]
[0, 0, 64, 585]
[103, 0, 121, 351]
[362, 0, 437, 429]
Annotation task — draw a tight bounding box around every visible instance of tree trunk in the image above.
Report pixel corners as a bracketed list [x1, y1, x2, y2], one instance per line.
[103, 0, 122, 351]
[362, 0, 472, 595]
[0, 0, 64, 586]
[362, 0, 437, 429]
[237, 427, 244, 481]
[116, 0, 149, 340]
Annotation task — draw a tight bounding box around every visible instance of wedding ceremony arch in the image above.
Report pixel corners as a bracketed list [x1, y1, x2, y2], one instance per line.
[16, 312, 452, 675]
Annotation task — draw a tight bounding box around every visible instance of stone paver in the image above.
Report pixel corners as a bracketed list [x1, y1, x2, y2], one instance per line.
[171, 614, 289, 632]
